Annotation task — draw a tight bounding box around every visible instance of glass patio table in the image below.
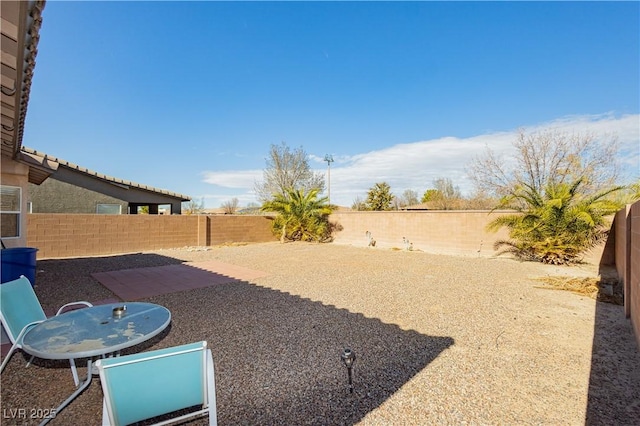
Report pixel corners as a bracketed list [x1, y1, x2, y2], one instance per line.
[21, 302, 171, 425]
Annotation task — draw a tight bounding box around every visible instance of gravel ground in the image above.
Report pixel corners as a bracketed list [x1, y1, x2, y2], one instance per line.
[1, 242, 639, 425]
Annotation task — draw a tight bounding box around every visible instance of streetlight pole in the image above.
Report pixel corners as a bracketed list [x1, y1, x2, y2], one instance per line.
[324, 154, 334, 205]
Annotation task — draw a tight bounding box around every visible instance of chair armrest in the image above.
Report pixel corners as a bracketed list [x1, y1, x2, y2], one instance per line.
[55, 301, 93, 316]
[14, 320, 46, 344]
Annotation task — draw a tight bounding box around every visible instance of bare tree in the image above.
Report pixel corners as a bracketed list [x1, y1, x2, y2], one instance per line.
[397, 189, 419, 208]
[255, 142, 325, 202]
[459, 189, 498, 210]
[221, 197, 239, 214]
[182, 198, 205, 215]
[422, 178, 462, 210]
[467, 129, 620, 200]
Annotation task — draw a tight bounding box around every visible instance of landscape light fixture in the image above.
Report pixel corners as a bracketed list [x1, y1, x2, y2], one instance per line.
[324, 154, 334, 205]
[341, 347, 356, 393]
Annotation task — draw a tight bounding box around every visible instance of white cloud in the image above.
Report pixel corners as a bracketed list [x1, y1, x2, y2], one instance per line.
[198, 170, 262, 208]
[201, 113, 640, 207]
[201, 170, 262, 188]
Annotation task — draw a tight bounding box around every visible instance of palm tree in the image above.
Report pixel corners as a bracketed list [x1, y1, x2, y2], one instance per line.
[487, 178, 624, 265]
[261, 188, 334, 242]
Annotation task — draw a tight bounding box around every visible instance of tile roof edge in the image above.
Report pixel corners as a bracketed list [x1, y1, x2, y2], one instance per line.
[21, 146, 191, 201]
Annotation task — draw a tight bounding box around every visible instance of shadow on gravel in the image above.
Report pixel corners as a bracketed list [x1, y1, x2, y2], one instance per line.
[152, 279, 455, 425]
[36, 252, 185, 274]
[2, 253, 454, 425]
[31, 253, 186, 310]
[586, 264, 640, 424]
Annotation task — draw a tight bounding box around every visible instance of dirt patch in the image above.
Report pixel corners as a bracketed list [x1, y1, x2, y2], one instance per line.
[535, 275, 624, 305]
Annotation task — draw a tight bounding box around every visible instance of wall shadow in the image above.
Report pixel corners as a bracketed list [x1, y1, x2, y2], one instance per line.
[36, 252, 186, 273]
[587, 219, 640, 426]
[32, 253, 186, 312]
[585, 298, 640, 424]
[146, 274, 455, 425]
[2, 253, 454, 425]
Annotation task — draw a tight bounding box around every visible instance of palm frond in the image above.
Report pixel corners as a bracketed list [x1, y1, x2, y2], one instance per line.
[261, 187, 334, 242]
[487, 177, 623, 265]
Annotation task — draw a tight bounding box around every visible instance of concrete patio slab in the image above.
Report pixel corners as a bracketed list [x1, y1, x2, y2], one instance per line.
[91, 260, 268, 301]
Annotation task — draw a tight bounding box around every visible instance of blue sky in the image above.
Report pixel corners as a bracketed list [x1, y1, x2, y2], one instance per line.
[24, 1, 639, 208]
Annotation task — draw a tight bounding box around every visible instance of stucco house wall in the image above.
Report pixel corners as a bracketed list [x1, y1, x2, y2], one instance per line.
[29, 178, 127, 214]
[0, 156, 31, 247]
[21, 156, 190, 214]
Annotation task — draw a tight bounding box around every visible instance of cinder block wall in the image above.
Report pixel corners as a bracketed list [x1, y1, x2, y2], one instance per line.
[614, 206, 632, 315]
[27, 210, 612, 264]
[27, 214, 278, 259]
[27, 214, 203, 258]
[329, 210, 610, 264]
[630, 202, 640, 349]
[208, 215, 277, 245]
[331, 210, 520, 257]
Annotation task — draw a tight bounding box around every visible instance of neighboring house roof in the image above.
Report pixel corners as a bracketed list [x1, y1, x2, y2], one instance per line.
[401, 202, 437, 210]
[1, 1, 54, 182]
[203, 208, 227, 215]
[22, 146, 191, 202]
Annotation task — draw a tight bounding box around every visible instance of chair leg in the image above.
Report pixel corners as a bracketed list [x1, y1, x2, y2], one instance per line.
[25, 354, 36, 367]
[2, 349, 79, 387]
[206, 350, 218, 426]
[69, 359, 80, 387]
[101, 395, 110, 426]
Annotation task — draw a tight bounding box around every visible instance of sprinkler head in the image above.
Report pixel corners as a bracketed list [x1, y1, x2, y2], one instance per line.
[341, 348, 356, 368]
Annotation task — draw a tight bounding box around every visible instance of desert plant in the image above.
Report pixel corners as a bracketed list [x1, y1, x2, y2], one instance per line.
[261, 187, 334, 242]
[365, 182, 394, 211]
[487, 178, 624, 264]
[612, 179, 640, 204]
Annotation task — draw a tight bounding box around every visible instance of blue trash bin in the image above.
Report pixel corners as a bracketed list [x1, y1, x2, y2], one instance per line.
[1, 247, 38, 285]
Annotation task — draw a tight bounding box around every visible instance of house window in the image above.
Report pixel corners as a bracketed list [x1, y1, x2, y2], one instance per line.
[1, 186, 21, 238]
[96, 204, 122, 214]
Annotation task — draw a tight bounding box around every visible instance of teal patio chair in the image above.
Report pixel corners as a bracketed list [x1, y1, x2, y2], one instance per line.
[0, 275, 92, 386]
[94, 341, 218, 426]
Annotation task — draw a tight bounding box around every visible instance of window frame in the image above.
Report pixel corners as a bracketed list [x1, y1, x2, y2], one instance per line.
[1, 185, 22, 239]
[96, 203, 122, 215]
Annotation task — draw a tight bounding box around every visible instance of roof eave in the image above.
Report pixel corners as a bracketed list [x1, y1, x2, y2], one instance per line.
[1, 0, 46, 159]
[17, 148, 58, 184]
